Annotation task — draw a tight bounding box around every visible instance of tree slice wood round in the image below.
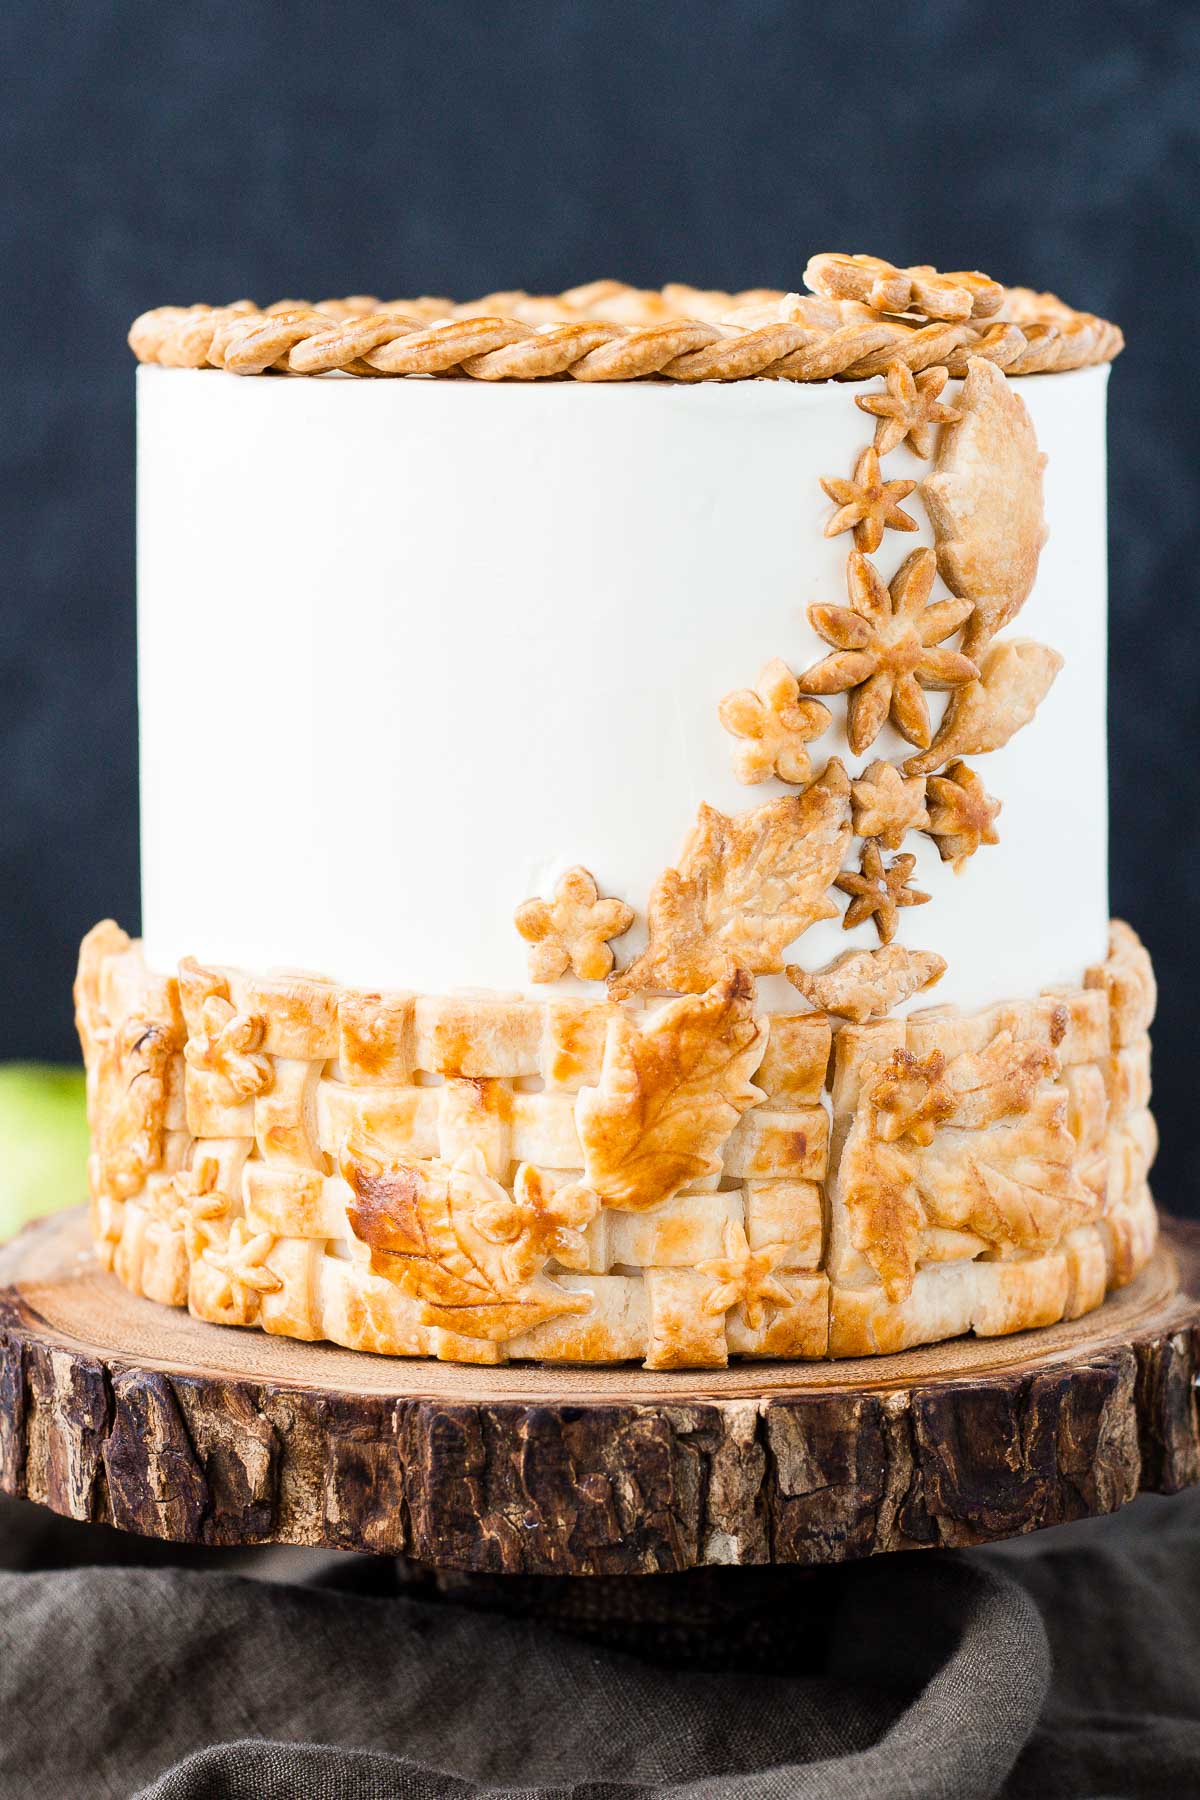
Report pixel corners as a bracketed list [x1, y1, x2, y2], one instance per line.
[1, 1206, 1198, 1574]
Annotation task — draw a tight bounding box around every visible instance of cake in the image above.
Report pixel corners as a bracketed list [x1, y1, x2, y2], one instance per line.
[76, 254, 1157, 1369]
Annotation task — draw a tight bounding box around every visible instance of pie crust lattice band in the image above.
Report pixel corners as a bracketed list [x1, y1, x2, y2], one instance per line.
[77, 921, 1156, 1370]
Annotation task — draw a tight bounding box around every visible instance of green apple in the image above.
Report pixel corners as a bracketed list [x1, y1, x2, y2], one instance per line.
[0, 1064, 90, 1241]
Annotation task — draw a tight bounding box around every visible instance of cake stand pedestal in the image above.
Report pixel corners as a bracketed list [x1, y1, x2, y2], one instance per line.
[1, 1205, 1197, 1575]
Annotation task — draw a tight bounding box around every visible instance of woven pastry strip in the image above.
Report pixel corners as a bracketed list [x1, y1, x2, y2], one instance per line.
[77, 921, 1156, 1369]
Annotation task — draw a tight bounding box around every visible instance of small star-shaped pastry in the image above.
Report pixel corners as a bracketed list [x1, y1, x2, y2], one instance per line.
[797, 548, 977, 755]
[855, 362, 962, 459]
[515, 866, 635, 982]
[850, 760, 929, 850]
[836, 841, 930, 944]
[697, 1220, 794, 1332]
[718, 657, 832, 785]
[925, 759, 1001, 868]
[820, 445, 918, 553]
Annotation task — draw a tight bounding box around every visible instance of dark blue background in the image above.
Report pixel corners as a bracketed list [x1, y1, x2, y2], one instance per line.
[2, 1, 1197, 1202]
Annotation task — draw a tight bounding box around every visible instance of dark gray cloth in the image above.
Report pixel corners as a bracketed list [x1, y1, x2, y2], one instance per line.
[0, 1492, 1196, 1799]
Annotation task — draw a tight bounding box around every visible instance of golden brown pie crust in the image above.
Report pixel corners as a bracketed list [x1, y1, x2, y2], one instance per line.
[77, 920, 1156, 1369]
[127, 263, 1122, 384]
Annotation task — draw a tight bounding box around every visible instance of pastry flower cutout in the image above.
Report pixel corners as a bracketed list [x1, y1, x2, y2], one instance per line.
[697, 1219, 793, 1331]
[718, 657, 832, 785]
[156, 1155, 230, 1257]
[202, 1218, 283, 1298]
[836, 842, 930, 944]
[855, 362, 961, 459]
[181, 988, 273, 1104]
[798, 548, 977, 755]
[805, 253, 1005, 322]
[820, 445, 918, 553]
[515, 866, 634, 982]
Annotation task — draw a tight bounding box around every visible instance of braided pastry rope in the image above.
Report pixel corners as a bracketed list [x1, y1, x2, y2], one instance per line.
[128, 262, 1123, 383]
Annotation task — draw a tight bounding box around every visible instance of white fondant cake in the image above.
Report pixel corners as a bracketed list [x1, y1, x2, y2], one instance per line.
[77, 268, 1155, 1371]
[137, 363, 1108, 1013]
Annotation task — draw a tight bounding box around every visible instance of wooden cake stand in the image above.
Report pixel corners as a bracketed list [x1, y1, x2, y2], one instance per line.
[1, 1205, 1197, 1576]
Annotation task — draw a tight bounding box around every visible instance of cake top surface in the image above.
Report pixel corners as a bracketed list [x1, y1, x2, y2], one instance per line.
[128, 251, 1123, 384]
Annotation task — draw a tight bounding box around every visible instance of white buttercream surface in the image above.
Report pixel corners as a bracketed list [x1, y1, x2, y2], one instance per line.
[137, 364, 1109, 1013]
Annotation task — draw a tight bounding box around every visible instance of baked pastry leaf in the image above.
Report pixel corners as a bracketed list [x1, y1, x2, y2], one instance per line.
[577, 969, 765, 1212]
[343, 1144, 597, 1340]
[903, 638, 1062, 777]
[786, 945, 946, 1022]
[922, 356, 1049, 656]
[805, 254, 1005, 323]
[609, 762, 851, 997]
[924, 760, 1002, 867]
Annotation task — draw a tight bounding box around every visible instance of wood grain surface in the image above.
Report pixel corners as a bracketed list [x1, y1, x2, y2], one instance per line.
[1, 1206, 1197, 1574]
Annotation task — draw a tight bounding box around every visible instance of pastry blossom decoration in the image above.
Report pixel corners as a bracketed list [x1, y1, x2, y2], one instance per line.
[820, 446, 918, 553]
[718, 657, 832, 785]
[696, 1221, 794, 1330]
[179, 958, 273, 1104]
[797, 547, 977, 755]
[153, 1155, 230, 1257]
[855, 362, 961, 459]
[834, 843, 930, 945]
[515, 866, 634, 982]
[201, 1217, 283, 1300]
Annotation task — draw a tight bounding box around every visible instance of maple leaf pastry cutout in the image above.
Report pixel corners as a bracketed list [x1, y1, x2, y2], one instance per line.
[924, 759, 1001, 868]
[850, 760, 930, 850]
[718, 657, 832, 785]
[820, 445, 918, 553]
[855, 361, 962, 459]
[797, 548, 978, 756]
[341, 1143, 596, 1340]
[608, 759, 852, 999]
[835, 841, 930, 944]
[921, 356, 1049, 657]
[514, 865, 635, 982]
[576, 967, 766, 1213]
